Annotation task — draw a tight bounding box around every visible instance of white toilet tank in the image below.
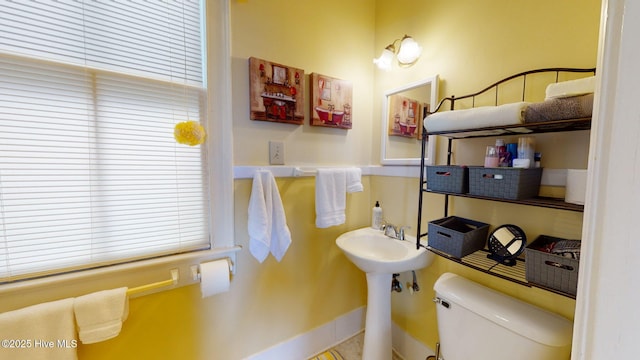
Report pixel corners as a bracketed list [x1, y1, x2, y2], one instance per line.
[433, 273, 573, 360]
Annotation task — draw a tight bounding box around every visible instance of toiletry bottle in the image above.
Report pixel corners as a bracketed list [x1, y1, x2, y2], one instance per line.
[506, 143, 518, 167]
[496, 139, 508, 167]
[484, 146, 499, 168]
[516, 136, 535, 168]
[372, 201, 383, 230]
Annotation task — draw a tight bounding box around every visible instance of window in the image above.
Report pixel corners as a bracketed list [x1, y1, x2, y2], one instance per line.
[0, 1, 210, 282]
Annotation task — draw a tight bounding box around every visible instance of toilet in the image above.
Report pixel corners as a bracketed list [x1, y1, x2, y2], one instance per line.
[433, 273, 573, 360]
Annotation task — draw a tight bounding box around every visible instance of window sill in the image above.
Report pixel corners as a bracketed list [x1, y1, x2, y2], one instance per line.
[0, 246, 242, 313]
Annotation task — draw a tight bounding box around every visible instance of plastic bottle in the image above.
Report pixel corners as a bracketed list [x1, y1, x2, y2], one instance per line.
[517, 136, 535, 168]
[371, 201, 383, 230]
[484, 146, 499, 168]
[534, 152, 542, 168]
[506, 143, 518, 167]
[495, 139, 508, 167]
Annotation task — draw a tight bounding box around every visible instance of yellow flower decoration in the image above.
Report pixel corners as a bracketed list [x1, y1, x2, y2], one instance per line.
[174, 121, 206, 146]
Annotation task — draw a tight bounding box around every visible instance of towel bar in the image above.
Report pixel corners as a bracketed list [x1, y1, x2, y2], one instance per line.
[293, 167, 317, 177]
[126, 269, 179, 296]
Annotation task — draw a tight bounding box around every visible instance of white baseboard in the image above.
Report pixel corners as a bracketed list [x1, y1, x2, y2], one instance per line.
[244, 306, 435, 360]
[392, 322, 435, 360]
[244, 307, 365, 360]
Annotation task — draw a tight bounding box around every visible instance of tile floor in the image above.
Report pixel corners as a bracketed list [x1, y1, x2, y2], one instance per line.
[327, 332, 403, 360]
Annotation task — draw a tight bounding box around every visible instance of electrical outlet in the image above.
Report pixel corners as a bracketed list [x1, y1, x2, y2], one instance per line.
[269, 141, 285, 165]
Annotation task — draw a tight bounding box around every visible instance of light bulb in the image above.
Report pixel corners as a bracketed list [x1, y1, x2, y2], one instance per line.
[396, 36, 422, 66]
[373, 48, 394, 70]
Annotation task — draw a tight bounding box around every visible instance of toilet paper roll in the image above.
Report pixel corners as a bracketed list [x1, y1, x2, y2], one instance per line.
[199, 259, 230, 298]
[565, 169, 587, 205]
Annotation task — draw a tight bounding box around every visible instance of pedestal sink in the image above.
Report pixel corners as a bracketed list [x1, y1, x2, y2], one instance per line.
[336, 227, 434, 360]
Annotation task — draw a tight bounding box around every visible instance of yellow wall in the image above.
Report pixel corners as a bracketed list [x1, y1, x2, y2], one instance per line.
[5, 1, 602, 359]
[231, 0, 377, 166]
[78, 177, 370, 359]
[80, 0, 378, 358]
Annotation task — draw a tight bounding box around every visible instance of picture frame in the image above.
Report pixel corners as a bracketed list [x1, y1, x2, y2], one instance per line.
[387, 94, 422, 138]
[310, 73, 353, 129]
[249, 57, 304, 125]
[380, 75, 439, 165]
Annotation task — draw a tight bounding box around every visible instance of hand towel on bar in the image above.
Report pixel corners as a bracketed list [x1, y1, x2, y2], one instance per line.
[345, 167, 363, 193]
[73, 287, 129, 344]
[0, 298, 77, 360]
[315, 168, 347, 228]
[248, 169, 292, 262]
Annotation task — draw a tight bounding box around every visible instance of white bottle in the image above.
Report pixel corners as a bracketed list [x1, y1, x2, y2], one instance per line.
[371, 201, 383, 230]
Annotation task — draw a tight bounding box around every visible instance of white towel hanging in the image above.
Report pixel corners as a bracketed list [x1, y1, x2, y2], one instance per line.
[315, 168, 362, 228]
[248, 169, 292, 262]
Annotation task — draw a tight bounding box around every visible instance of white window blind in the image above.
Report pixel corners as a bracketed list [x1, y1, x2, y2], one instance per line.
[0, 1, 210, 281]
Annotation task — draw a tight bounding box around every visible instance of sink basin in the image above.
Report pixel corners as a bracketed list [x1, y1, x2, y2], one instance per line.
[336, 227, 433, 274]
[336, 227, 434, 360]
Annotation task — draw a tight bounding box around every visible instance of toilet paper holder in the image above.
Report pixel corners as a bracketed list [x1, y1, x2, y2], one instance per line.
[190, 257, 234, 282]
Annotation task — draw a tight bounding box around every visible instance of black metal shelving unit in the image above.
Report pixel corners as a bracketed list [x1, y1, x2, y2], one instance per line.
[416, 68, 595, 300]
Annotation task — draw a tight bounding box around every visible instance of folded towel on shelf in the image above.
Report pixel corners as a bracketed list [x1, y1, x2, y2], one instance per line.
[0, 298, 77, 360]
[424, 101, 529, 133]
[73, 287, 129, 344]
[315, 168, 362, 228]
[248, 169, 292, 262]
[545, 76, 595, 100]
[524, 93, 594, 123]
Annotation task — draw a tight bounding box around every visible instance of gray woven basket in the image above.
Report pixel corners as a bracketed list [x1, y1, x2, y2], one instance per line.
[428, 216, 489, 258]
[525, 235, 580, 295]
[426, 166, 469, 194]
[468, 167, 542, 200]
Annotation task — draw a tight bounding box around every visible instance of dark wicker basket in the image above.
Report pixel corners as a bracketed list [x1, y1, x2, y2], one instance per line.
[428, 216, 489, 258]
[468, 167, 542, 200]
[426, 166, 469, 194]
[525, 235, 580, 295]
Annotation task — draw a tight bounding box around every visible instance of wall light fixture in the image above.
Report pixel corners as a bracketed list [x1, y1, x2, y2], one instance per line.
[373, 35, 422, 70]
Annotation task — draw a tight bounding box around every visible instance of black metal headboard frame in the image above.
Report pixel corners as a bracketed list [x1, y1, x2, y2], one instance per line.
[429, 67, 596, 114]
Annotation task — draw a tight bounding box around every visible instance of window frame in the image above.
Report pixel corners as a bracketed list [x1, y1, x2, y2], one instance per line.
[0, 0, 233, 298]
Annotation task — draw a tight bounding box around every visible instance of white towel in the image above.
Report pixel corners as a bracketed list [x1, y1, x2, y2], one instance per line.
[73, 287, 129, 344]
[0, 298, 77, 360]
[424, 101, 529, 133]
[346, 167, 363, 193]
[248, 169, 292, 262]
[315, 168, 362, 228]
[545, 76, 596, 100]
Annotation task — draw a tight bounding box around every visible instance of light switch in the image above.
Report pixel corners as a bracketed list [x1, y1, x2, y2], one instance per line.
[269, 141, 284, 165]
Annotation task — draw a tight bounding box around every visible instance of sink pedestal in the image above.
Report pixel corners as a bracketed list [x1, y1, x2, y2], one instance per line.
[335, 227, 434, 360]
[362, 272, 393, 360]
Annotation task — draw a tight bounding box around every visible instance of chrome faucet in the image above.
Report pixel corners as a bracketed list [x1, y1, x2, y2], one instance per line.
[397, 225, 411, 241]
[381, 222, 411, 240]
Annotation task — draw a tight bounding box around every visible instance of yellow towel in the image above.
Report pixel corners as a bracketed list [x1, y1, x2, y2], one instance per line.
[73, 287, 129, 344]
[0, 298, 77, 360]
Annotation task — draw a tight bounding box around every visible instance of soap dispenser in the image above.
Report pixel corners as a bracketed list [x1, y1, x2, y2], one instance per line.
[372, 201, 383, 230]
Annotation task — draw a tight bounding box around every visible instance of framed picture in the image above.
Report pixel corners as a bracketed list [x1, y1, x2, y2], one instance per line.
[310, 73, 353, 129]
[249, 57, 304, 125]
[387, 94, 422, 138]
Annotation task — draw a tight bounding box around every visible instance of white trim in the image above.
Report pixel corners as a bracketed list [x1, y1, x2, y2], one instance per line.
[0, 246, 241, 312]
[572, 0, 629, 358]
[244, 307, 365, 360]
[381, 75, 439, 166]
[392, 322, 435, 360]
[233, 165, 422, 179]
[207, 0, 235, 248]
[242, 309, 435, 360]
